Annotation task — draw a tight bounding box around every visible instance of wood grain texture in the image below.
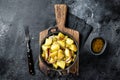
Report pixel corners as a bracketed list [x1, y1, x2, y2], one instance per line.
[55, 4, 79, 43]
[39, 4, 79, 75]
[55, 4, 67, 28]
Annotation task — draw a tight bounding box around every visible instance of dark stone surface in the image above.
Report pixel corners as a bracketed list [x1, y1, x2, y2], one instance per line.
[0, 0, 120, 80]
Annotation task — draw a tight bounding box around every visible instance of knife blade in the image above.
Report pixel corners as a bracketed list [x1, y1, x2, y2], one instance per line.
[24, 26, 35, 75]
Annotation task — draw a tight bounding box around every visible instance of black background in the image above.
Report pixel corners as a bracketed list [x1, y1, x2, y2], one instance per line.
[0, 0, 120, 80]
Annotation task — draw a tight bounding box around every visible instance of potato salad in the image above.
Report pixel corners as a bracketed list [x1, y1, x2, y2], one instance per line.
[41, 32, 77, 69]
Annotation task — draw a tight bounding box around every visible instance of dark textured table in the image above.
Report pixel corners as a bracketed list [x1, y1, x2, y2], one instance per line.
[0, 0, 120, 80]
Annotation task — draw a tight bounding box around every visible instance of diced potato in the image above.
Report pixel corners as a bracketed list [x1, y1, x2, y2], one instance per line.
[58, 50, 64, 60]
[63, 57, 66, 61]
[69, 44, 77, 52]
[53, 62, 58, 69]
[64, 36, 68, 40]
[66, 57, 72, 63]
[72, 54, 76, 62]
[58, 32, 65, 39]
[65, 48, 71, 57]
[52, 42, 57, 45]
[66, 43, 70, 48]
[47, 58, 50, 61]
[66, 63, 70, 66]
[58, 49, 63, 54]
[57, 61, 65, 69]
[52, 36, 57, 42]
[57, 40, 65, 48]
[44, 51, 49, 60]
[42, 52, 45, 58]
[51, 43, 60, 51]
[42, 45, 50, 51]
[45, 38, 52, 45]
[49, 58, 55, 63]
[55, 35, 59, 39]
[66, 38, 73, 45]
[71, 51, 74, 56]
[49, 51, 58, 58]
[54, 56, 58, 61]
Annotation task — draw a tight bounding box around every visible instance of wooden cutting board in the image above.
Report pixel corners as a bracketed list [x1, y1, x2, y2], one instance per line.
[39, 4, 80, 75]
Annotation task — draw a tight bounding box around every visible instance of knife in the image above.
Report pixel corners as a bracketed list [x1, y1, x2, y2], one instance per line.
[24, 26, 35, 75]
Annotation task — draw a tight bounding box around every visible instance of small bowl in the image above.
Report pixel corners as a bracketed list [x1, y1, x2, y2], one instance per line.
[90, 37, 107, 55]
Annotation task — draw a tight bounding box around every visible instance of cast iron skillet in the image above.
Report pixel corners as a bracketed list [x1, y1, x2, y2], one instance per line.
[39, 27, 79, 75]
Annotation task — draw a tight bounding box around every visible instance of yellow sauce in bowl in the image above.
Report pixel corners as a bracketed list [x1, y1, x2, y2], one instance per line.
[92, 38, 104, 53]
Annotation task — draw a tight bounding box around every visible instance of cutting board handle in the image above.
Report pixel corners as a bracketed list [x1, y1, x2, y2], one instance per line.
[55, 4, 67, 29]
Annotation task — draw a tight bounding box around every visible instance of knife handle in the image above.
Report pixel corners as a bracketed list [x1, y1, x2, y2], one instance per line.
[27, 50, 35, 75]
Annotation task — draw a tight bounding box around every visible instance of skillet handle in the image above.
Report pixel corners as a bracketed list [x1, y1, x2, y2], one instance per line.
[57, 71, 63, 75]
[48, 27, 58, 34]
